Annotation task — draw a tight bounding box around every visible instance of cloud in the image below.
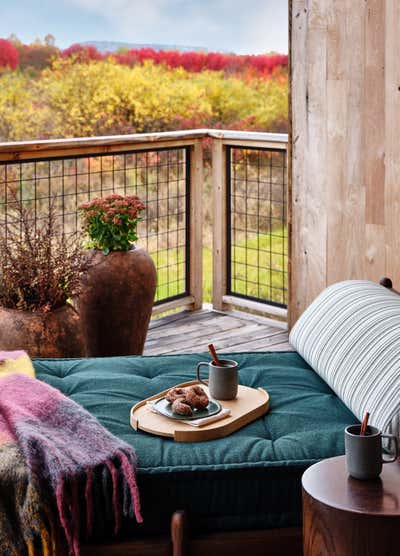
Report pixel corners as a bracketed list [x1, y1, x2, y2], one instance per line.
[242, 2, 288, 54]
[65, 0, 209, 46]
[65, 0, 288, 53]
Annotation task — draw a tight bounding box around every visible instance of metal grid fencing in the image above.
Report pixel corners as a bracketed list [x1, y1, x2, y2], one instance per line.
[0, 147, 190, 305]
[226, 146, 288, 307]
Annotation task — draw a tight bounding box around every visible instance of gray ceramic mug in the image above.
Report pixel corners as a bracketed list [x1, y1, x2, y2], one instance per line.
[345, 424, 398, 480]
[196, 359, 238, 400]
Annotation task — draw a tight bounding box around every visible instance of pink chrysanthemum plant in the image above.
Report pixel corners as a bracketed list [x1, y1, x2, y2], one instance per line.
[78, 194, 145, 254]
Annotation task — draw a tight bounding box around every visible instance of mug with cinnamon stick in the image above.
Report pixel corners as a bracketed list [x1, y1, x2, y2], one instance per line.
[345, 424, 398, 480]
[196, 359, 238, 400]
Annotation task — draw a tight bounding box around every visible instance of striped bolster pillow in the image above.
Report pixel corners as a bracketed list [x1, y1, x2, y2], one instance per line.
[289, 280, 400, 438]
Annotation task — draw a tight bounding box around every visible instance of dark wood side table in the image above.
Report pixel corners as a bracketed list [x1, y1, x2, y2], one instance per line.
[302, 455, 400, 556]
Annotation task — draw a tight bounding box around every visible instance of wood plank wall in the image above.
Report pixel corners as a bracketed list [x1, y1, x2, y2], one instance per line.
[290, 0, 400, 326]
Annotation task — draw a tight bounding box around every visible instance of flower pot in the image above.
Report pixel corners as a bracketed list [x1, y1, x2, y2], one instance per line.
[0, 304, 86, 357]
[76, 247, 157, 356]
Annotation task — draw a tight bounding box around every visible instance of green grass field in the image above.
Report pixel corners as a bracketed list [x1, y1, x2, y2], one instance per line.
[153, 229, 288, 306]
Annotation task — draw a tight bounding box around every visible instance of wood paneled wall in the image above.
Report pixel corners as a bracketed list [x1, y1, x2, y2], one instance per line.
[289, 0, 400, 326]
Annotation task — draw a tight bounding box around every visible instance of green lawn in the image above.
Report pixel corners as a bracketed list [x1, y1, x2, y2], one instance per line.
[152, 229, 287, 305]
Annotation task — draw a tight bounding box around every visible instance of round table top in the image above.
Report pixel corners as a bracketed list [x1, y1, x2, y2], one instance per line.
[302, 455, 400, 517]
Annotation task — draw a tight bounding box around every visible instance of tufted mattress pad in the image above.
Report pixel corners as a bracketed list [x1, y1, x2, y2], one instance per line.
[33, 352, 356, 535]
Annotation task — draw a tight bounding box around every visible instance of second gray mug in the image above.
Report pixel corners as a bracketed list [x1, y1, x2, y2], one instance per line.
[196, 359, 238, 400]
[345, 424, 398, 480]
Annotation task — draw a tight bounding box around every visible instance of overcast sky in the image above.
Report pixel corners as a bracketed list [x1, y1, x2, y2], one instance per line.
[1, 0, 288, 54]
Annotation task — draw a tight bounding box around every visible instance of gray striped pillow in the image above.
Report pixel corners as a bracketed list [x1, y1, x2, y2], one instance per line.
[289, 280, 400, 438]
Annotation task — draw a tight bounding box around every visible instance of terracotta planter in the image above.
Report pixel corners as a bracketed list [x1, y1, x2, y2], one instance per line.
[0, 304, 86, 358]
[76, 247, 157, 356]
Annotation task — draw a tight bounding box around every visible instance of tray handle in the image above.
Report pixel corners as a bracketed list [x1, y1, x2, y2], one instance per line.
[130, 408, 139, 430]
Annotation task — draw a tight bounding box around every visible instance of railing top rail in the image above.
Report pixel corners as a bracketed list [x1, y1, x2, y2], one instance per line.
[208, 130, 288, 144]
[0, 129, 288, 162]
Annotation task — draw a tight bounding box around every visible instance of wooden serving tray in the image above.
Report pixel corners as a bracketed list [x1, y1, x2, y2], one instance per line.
[130, 380, 270, 442]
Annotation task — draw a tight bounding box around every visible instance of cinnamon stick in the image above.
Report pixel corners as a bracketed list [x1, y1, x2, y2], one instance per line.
[208, 343, 222, 366]
[360, 412, 370, 436]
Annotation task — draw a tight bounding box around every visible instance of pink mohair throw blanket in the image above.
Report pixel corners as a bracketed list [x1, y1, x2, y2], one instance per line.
[0, 373, 142, 556]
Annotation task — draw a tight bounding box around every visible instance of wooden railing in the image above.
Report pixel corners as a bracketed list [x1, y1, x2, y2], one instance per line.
[0, 129, 288, 319]
[210, 131, 288, 319]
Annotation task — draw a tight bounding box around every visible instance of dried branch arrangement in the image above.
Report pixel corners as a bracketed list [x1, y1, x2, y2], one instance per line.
[0, 189, 89, 312]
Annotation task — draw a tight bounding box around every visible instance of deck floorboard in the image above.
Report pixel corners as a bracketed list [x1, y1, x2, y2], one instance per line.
[144, 309, 293, 355]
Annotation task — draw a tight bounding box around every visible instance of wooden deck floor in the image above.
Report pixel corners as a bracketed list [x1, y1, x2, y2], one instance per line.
[144, 308, 293, 355]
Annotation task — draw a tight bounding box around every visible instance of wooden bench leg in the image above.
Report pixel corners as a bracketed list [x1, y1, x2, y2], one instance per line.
[171, 510, 188, 556]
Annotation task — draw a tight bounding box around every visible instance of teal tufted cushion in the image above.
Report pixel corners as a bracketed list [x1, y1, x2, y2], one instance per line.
[34, 352, 356, 533]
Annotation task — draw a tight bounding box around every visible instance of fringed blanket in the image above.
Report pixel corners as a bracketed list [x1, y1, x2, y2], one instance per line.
[0, 372, 142, 556]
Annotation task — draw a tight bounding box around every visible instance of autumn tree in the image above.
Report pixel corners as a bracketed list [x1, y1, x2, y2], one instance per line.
[0, 39, 19, 70]
[7, 33, 22, 46]
[16, 41, 59, 72]
[44, 34, 56, 47]
[62, 44, 103, 62]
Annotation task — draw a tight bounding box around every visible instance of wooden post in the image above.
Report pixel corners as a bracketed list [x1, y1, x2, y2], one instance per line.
[171, 510, 188, 556]
[189, 139, 203, 311]
[212, 139, 228, 311]
[287, 0, 293, 329]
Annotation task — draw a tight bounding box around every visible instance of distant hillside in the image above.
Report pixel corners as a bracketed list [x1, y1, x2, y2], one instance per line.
[79, 41, 210, 53]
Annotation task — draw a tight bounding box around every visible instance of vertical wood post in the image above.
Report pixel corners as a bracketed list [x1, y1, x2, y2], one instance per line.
[287, 0, 293, 329]
[189, 139, 203, 311]
[212, 139, 229, 311]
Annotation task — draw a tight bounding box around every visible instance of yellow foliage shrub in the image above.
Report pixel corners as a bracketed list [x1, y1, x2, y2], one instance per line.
[0, 58, 288, 141]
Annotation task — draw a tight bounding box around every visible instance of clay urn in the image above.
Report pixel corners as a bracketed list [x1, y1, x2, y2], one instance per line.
[76, 247, 157, 357]
[0, 304, 86, 358]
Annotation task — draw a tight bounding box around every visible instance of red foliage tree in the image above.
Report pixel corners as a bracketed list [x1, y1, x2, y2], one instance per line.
[17, 43, 59, 71]
[62, 44, 103, 62]
[0, 39, 19, 70]
[114, 48, 287, 77]
[60, 43, 288, 79]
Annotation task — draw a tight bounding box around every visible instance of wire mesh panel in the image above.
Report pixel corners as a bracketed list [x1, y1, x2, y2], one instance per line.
[227, 146, 288, 307]
[0, 147, 190, 305]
